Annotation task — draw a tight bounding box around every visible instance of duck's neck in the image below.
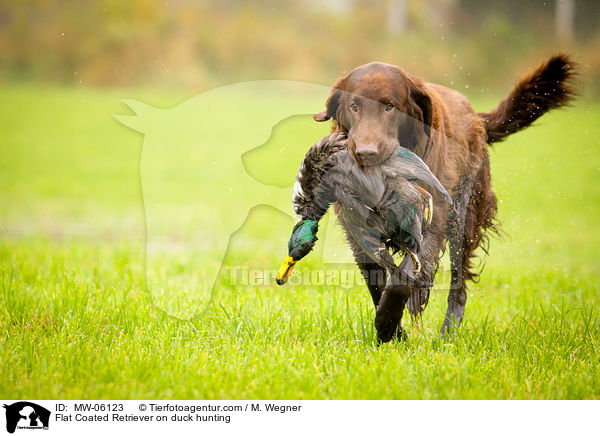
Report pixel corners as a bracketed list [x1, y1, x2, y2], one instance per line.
[292, 177, 333, 221]
[288, 218, 320, 260]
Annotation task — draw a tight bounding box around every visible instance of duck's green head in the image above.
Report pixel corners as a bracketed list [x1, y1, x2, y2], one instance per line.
[276, 218, 319, 285]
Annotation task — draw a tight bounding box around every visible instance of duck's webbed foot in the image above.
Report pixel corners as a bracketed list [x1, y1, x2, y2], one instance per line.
[408, 250, 421, 274]
[399, 252, 432, 316]
[415, 185, 434, 226]
[397, 253, 431, 289]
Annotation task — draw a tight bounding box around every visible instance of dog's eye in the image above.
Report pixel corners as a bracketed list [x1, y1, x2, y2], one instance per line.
[385, 103, 394, 112]
[350, 102, 358, 112]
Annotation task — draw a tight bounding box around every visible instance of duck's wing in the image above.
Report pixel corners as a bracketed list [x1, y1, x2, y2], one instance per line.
[328, 150, 386, 205]
[336, 200, 396, 271]
[382, 146, 452, 205]
[376, 178, 423, 253]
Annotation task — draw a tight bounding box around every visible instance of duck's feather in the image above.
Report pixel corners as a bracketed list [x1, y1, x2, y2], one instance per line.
[291, 134, 450, 269]
[382, 148, 453, 205]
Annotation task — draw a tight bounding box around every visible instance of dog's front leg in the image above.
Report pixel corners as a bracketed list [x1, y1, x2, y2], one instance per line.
[374, 260, 421, 343]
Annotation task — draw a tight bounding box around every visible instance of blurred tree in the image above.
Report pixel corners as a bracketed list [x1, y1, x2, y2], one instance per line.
[555, 0, 575, 42]
[0, 0, 599, 93]
[428, 0, 458, 29]
[387, 0, 407, 34]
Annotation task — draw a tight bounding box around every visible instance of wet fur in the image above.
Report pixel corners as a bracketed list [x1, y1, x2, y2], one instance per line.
[315, 55, 578, 341]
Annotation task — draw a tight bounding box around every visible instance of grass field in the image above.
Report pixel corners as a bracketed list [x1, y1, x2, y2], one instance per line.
[1, 83, 599, 399]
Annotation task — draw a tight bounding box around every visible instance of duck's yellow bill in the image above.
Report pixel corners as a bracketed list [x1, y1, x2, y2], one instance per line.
[276, 256, 297, 285]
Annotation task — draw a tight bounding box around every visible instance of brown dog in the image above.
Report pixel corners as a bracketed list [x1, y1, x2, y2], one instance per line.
[314, 55, 577, 342]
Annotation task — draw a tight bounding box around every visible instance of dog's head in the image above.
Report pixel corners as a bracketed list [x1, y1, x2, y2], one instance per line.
[314, 62, 433, 167]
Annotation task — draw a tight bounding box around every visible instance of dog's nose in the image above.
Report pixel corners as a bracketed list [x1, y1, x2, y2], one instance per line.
[355, 144, 379, 163]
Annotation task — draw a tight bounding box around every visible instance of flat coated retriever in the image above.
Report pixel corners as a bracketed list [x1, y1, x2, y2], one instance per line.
[313, 54, 577, 342]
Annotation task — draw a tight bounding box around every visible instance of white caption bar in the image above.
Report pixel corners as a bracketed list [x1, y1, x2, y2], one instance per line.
[0, 400, 595, 436]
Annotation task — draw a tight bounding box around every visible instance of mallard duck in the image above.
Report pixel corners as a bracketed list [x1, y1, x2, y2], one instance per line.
[276, 132, 452, 285]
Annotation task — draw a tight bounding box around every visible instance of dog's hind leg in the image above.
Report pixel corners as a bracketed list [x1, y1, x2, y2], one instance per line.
[443, 247, 468, 338]
[442, 176, 474, 338]
[442, 156, 497, 338]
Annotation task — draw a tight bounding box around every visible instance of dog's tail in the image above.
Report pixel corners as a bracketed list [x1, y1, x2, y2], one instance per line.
[479, 54, 578, 144]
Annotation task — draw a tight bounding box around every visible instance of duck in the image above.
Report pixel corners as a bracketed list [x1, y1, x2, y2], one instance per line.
[276, 132, 452, 285]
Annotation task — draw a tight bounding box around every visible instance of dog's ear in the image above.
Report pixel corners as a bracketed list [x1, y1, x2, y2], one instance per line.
[404, 76, 434, 156]
[407, 77, 433, 136]
[314, 77, 346, 122]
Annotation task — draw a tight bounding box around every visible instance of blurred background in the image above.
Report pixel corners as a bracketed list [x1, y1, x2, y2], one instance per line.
[1, 0, 599, 296]
[0, 0, 598, 262]
[2, 1, 600, 400]
[1, 0, 599, 94]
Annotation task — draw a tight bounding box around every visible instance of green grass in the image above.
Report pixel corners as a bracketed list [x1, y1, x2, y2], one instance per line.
[1, 83, 599, 399]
